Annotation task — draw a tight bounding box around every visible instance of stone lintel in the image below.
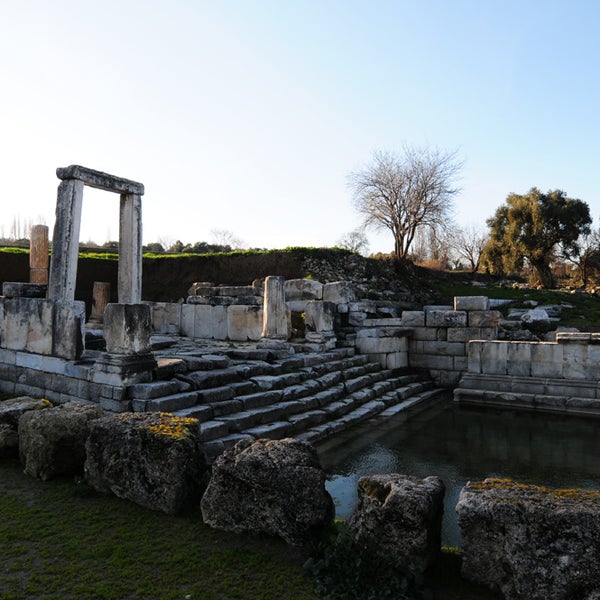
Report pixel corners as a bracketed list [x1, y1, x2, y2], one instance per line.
[56, 165, 144, 196]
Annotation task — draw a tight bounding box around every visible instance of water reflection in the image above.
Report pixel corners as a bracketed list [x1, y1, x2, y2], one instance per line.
[317, 397, 600, 547]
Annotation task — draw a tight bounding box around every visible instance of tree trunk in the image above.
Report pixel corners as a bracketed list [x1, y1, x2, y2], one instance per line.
[531, 261, 554, 288]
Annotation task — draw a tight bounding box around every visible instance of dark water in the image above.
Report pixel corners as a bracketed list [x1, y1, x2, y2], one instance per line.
[317, 397, 600, 547]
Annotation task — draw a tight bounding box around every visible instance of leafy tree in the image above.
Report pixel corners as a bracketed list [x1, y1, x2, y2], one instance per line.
[349, 146, 462, 261]
[484, 188, 591, 288]
[565, 224, 600, 287]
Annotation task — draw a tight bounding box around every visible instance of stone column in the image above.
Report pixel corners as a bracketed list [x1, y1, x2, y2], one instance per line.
[29, 224, 49, 285]
[88, 281, 111, 325]
[118, 194, 142, 304]
[260, 276, 288, 339]
[48, 179, 84, 302]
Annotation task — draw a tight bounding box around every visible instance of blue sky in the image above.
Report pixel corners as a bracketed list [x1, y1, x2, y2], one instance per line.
[1, 1, 599, 253]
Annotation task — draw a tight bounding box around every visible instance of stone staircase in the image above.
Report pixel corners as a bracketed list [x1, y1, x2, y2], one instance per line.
[128, 346, 442, 463]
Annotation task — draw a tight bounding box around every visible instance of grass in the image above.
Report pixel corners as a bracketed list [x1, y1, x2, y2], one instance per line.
[0, 459, 316, 600]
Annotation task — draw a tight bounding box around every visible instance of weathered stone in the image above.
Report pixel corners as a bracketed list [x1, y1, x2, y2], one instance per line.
[322, 281, 356, 303]
[426, 310, 467, 328]
[284, 278, 323, 301]
[52, 300, 85, 359]
[194, 305, 228, 339]
[227, 305, 262, 341]
[85, 412, 205, 515]
[454, 296, 489, 311]
[0, 395, 52, 428]
[2, 298, 54, 354]
[201, 438, 334, 545]
[2, 282, 47, 298]
[261, 276, 289, 339]
[467, 310, 501, 328]
[304, 301, 336, 332]
[104, 303, 152, 354]
[457, 478, 600, 600]
[0, 423, 19, 458]
[401, 311, 425, 327]
[19, 401, 103, 480]
[348, 474, 445, 573]
[57, 164, 144, 195]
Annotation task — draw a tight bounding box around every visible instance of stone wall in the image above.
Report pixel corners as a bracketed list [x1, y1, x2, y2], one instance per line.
[455, 332, 600, 414]
[401, 296, 500, 386]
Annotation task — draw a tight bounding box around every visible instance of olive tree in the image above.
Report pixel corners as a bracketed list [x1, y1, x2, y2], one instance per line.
[484, 188, 591, 288]
[349, 147, 462, 261]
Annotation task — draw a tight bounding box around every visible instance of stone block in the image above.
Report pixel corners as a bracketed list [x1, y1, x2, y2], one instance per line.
[530, 343, 563, 378]
[287, 300, 308, 313]
[556, 332, 592, 344]
[467, 310, 501, 328]
[348, 312, 368, 326]
[322, 281, 356, 303]
[0, 396, 52, 428]
[104, 303, 152, 355]
[2, 282, 47, 298]
[453, 356, 468, 371]
[52, 300, 85, 360]
[409, 353, 454, 370]
[401, 311, 425, 326]
[15, 352, 65, 374]
[422, 341, 466, 356]
[411, 326, 447, 341]
[304, 301, 336, 332]
[227, 305, 263, 341]
[506, 342, 532, 377]
[2, 298, 52, 353]
[149, 301, 182, 334]
[356, 336, 407, 354]
[447, 327, 497, 342]
[180, 304, 195, 337]
[194, 305, 228, 339]
[426, 310, 467, 328]
[454, 296, 489, 311]
[480, 341, 508, 375]
[348, 474, 445, 573]
[284, 278, 323, 301]
[457, 478, 600, 600]
[562, 344, 591, 380]
[349, 301, 377, 314]
[19, 401, 103, 480]
[201, 438, 333, 545]
[386, 352, 408, 369]
[85, 412, 205, 514]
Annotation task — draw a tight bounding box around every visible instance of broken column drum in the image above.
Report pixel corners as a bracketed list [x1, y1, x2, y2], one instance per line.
[29, 224, 49, 285]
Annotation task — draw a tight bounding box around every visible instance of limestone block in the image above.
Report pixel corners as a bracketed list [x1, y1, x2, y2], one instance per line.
[356, 336, 407, 354]
[85, 412, 205, 515]
[284, 278, 323, 301]
[386, 352, 408, 369]
[2, 282, 47, 298]
[506, 342, 532, 377]
[411, 326, 447, 341]
[447, 327, 497, 342]
[201, 438, 334, 545]
[530, 343, 563, 378]
[400, 311, 425, 326]
[422, 341, 465, 356]
[453, 356, 468, 371]
[287, 300, 308, 313]
[0, 396, 52, 428]
[556, 332, 592, 344]
[349, 301, 377, 314]
[480, 341, 508, 375]
[104, 303, 152, 354]
[304, 301, 336, 332]
[52, 300, 85, 360]
[562, 344, 591, 380]
[180, 304, 195, 337]
[348, 312, 368, 326]
[348, 474, 445, 573]
[227, 305, 263, 341]
[468, 310, 501, 328]
[262, 276, 289, 339]
[322, 281, 356, 303]
[149, 302, 181, 334]
[457, 478, 600, 600]
[466, 341, 484, 374]
[194, 305, 228, 339]
[409, 353, 454, 370]
[454, 296, 489, 311]
[426, 310, 467, 328]
[19, 401, 103, 481]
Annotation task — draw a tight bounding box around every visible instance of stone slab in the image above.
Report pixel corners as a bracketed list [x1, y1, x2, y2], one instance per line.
[57, 164, 144, 195]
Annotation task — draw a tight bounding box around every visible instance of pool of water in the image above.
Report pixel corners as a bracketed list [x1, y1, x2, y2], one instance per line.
[317, 396, 600, 547]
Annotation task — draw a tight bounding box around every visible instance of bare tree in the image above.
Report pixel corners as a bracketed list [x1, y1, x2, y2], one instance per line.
[452, 224, 489, 272]
[336, 228, 370, 255]
[210, 229, 245, 250]
[349, 146, 462, 261]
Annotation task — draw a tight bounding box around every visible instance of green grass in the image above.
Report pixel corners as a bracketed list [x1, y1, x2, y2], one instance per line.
[0, 459, 316, 600]
[432, 273, 600, 331]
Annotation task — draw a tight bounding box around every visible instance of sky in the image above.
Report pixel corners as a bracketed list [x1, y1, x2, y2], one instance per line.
[1, 0, 600, 253]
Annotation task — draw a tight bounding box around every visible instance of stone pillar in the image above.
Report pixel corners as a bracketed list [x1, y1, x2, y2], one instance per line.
[48, 179, 84, 302]
[118, 194, 142, 304]
[260, 276, 288, 339]
[88, 281, 111, 325]
[29, 224, 49, 285]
